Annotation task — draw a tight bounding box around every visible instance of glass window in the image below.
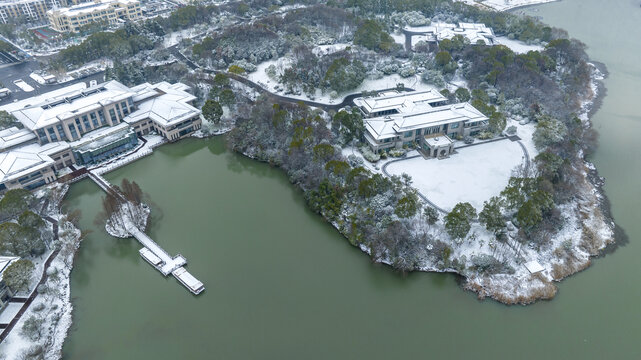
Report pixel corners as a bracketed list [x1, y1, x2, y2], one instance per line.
[98, 109, 107, 126]
[82, 115, 91, 131]
[90, 112, 99, 128]
[47, 127, 58, 142]
[404, 131, 414, 138]
[109, 108, 117, 123]
[450, 123, 459, 129]
[37, 128, 48, 144]
[121, 101, 129, 115]
[68, 124, 79, 140]
[56, 124, 67, 141]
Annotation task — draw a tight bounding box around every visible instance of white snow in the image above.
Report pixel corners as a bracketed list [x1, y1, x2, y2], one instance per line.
[455, 0, 559, 11]
[494, 36, 544, 53]
[0, 303, 22, 323]
[385, 139, 526, 211]
[247, 57, 438, 105]
[13, 80, 34, 92]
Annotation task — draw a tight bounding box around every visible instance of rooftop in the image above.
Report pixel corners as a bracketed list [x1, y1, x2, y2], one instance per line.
[353, 89, 447, 115]
[48, 0, 138, 17]
[405, 22, 495, 46]
[0, 127, 37, 151]
[0, 81, 134, 131]
[125, 82, 199, 127]
[365, 103, 488, 140]
[0, 141, 70, 183]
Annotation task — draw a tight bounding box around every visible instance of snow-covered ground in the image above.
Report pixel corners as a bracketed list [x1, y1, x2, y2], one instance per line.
[494, 36, 544, 53]
[0, 303, 21, 323]
[455, 0, 559, 11]
[385, 139, 526, 211]
[13, 80, 34, 92]
[163, 29, 204, 48]
[247, 57, 438, 105]
[0, 186, 82, 359]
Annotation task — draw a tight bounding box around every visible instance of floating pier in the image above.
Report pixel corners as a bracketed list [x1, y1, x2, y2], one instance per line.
[87, 170, 205, 295]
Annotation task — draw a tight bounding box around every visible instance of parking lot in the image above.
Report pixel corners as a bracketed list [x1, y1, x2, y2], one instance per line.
[0, 59, 105, 105]
[0, 51, 20, 66]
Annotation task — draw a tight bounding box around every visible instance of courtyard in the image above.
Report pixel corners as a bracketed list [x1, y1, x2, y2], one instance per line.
[385, 138, 527, 211]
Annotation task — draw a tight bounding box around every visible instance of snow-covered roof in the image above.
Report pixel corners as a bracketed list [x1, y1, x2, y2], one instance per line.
[425, 135, 453, 147]
[0, 141, 69, 183]
[125, 82, 199, 127]
[48, 0, 138, 17]
[0, 81, 135, 131]
[405, 22, 495, 46]
[524, 261, 545, 274]
[353, 90, 447, 115]
[0, 256, 19, 282]
[365, 103, 488, 141]
[0, 127, 37, 151]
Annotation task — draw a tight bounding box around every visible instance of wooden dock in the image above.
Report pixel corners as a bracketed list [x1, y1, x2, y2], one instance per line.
[87, 170, 205, 295]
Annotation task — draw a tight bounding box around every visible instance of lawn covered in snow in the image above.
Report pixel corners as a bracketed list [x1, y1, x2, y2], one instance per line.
[386, 139, 526, 211]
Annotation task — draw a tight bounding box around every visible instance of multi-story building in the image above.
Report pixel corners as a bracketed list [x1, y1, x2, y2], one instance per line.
[0, 80, 202, 191]
[0, 0, 68, 24]
[356, 91, 489, 156]
[47, 0, 142, 33]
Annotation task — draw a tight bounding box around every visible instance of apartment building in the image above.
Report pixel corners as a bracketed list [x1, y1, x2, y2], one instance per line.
[47, 0, 141, 32]
[0, 0, 68, 24]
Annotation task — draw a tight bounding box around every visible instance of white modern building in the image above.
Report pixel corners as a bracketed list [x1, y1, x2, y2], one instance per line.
[405, 22, 495, 50]
[0, 80, 202, 191]
[47, 0, 142, 32]
[357, 91, 489, 156]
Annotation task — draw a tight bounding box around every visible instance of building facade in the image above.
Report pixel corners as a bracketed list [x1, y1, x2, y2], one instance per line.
[356, 91, 489, 155]
[0, 80, 202, 191]
[47, 0, 141, 32]
[0, 0, 71, 24]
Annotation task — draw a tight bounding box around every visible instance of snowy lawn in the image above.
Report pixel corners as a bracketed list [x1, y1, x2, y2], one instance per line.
[386, 139, 527, 211]
[0, 303, 22, 324]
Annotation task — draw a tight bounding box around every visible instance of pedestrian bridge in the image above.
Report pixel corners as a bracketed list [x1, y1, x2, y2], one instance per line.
[87, 171, 204, 295]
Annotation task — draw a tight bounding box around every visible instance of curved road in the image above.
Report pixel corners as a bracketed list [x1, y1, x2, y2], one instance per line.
[168, 46, 412, 111]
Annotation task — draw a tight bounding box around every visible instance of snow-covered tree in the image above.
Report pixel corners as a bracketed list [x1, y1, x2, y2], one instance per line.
[3, 259, 35, 293]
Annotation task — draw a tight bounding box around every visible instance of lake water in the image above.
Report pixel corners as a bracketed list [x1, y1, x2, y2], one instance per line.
[62, 1, 641, 358]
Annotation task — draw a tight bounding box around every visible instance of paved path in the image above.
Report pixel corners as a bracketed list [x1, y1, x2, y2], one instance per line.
[0, 248, 60, 343]
[168, 46, 412, 112]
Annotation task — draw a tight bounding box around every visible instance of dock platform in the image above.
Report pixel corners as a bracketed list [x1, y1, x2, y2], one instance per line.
[87, 170, 205, 295]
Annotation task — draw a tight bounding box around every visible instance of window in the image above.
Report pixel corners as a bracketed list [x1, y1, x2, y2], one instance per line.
[74, 118, 83, 133]
[90, 112, 99, 128]
[82, 115, 91, 131]
[56, 124, 67, 141]
[415, 129, 421, 136]
[109, 108, 117, 124]
[450, 123, 460, 129]
[47, 127, 58, 142]
[404, 131, 414, 138]
[98, 109, 107, 126]
[121, 101, 129, 115]
[37, 128, 48, 144]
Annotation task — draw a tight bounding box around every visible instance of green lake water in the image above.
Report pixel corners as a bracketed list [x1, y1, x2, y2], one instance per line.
[62, 1, 641, 358]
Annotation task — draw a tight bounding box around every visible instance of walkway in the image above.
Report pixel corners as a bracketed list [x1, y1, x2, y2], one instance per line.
[168, 46, 412, 112]
[86, 171, 204, 295]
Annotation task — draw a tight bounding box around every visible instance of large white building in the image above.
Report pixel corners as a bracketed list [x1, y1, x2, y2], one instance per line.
[405, 22, 495, 51]
[356, 90, 489, 156]
[0, 80, 202, 191]
[47, 0, 141, 32]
